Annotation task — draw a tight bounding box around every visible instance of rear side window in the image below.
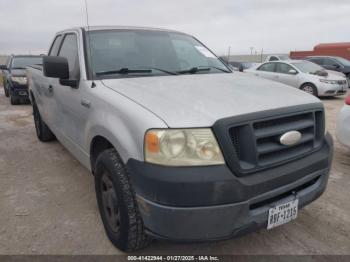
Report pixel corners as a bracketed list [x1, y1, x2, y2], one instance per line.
[275, 63, 294, 74]
[258, 63, 275, 72]
[49, 35, 63, 56]
[58, 34, 80, 79]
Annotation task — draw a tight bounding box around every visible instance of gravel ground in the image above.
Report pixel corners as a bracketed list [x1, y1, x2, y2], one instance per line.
[0, 88, 349, 255]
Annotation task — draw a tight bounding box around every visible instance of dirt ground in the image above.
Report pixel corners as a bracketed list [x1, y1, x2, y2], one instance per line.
[0, 88, 349, 255]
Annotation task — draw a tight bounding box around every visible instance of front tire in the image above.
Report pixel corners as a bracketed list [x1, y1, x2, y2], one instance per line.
[4, 83, 9, 97]
[95, 148, 149, 251]
[10, 93, 20, 105]
[32, 102, 55, 142]
[300, 83, 318, 97]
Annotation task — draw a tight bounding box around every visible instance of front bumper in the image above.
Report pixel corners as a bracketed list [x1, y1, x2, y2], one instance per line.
[127, 134, 333, 241]
[9, 83, 29, 98]
[318, 82, 348, 96]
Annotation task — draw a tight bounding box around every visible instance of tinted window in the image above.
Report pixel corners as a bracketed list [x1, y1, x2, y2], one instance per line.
[275, 63, 294, 74]
[308, 58, 323, 65]
[269, 56, 278, 61]
[323, 58, 340, 66]
[58, 34, 80, 79]
[11, 57, 43, 69]
[49, 35, 63, 56]
[258, 63, 275, 72]
[87, 30, 229, 78]
[291, 61, 324, 73]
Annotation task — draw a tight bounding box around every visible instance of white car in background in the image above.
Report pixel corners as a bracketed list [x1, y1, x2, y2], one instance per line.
[265, 55, 289, 62]
[245, 60, 348, 97]
[337, 94, 350, 149]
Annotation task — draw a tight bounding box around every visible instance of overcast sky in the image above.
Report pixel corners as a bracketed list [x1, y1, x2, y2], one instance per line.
[0, 0, 349, 56]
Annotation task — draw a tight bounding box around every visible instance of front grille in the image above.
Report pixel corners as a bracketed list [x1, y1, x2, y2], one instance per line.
[228, 110, 325, 174]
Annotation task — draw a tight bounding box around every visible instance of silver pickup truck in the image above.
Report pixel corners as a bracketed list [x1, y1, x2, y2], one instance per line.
[27, 26, 333, 251]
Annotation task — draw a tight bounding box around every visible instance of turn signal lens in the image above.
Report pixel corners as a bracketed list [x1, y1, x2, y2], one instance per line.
[145, 131, 160, 153]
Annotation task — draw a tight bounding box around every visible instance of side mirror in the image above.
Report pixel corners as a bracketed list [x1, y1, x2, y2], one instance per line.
[288, 69, 297, 75]
[43, 56, 69, 79]
[333, 64, 341, 69]
[43, 56, 78, 88]
[0, 65, 8, 70]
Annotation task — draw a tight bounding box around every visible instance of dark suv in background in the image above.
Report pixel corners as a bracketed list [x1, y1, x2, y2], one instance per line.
[305, 56, 350, 86]
[0, 55, 42, 104]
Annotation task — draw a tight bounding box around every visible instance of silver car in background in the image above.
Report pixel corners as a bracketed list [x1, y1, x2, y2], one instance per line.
[245, 60, 348, 97]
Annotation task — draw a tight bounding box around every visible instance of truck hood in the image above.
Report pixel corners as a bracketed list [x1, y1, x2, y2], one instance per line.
[102, 73, 321, 127]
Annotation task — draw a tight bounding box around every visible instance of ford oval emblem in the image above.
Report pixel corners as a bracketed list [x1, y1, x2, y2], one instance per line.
[280, 131, 302, 146]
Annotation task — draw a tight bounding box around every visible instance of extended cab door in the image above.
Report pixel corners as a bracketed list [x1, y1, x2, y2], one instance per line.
[52, 32, 90, 157]
[35, 35, 63, 129]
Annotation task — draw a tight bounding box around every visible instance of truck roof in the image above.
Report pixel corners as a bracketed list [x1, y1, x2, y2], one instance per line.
[59, 26, 184, 34]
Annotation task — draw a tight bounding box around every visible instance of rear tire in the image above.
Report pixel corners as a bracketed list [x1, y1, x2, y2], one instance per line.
[300, 83, 318, 97]
[32, 102, 55, 142]
[95, 148, 149, 251]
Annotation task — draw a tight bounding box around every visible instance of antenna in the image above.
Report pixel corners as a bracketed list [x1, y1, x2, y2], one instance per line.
[83, 0, 96, 88]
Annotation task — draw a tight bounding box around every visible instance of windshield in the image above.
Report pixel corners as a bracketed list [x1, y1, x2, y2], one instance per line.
[291, 61, 324, 73]
[334, 57, 350, 66]
[86, 30, 230, 78]
[11, 57, 42, 69]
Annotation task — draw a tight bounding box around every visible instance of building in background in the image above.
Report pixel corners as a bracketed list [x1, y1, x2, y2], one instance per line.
[290, 42, 350, 60]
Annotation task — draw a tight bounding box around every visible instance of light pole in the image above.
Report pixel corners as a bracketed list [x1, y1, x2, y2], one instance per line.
[227, 46, 231, 63]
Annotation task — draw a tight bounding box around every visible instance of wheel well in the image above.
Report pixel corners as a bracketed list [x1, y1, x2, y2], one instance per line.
[300, 82, 316, 89]
[90, 136, 114, 174]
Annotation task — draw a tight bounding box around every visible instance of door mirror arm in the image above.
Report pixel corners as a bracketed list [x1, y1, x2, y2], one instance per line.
[59, 79, 79, 88]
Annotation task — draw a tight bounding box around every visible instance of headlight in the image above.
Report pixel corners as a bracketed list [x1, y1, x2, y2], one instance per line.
[144, 129, 225, 166]
[319, 79, 337, 84]
[11, 76, 27, 85]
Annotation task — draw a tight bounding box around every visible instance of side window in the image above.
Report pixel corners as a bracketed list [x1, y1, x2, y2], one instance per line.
[58, 34, 80, 79]
[48, 35, 63, 56]
[309, 58, 323, 65]
[258, 63, 275, 72]
[275, 63, 295, 74]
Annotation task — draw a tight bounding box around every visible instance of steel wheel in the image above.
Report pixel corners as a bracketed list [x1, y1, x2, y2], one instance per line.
[302, 85, 314, 94]
[300, 84, 317, 96]
[100, 171, 120, 233]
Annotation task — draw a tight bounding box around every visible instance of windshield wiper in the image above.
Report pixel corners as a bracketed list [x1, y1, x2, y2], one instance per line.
[177, 67, 211, 74]
[96, 68, 152, 76]
[96, 67, 178, 76]
[139, 67, 178, 75]
[177, 66, 230, 74]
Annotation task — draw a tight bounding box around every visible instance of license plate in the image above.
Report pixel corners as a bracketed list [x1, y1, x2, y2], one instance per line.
[19, 91, 27, 96]
[267, 199, 298, 230]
